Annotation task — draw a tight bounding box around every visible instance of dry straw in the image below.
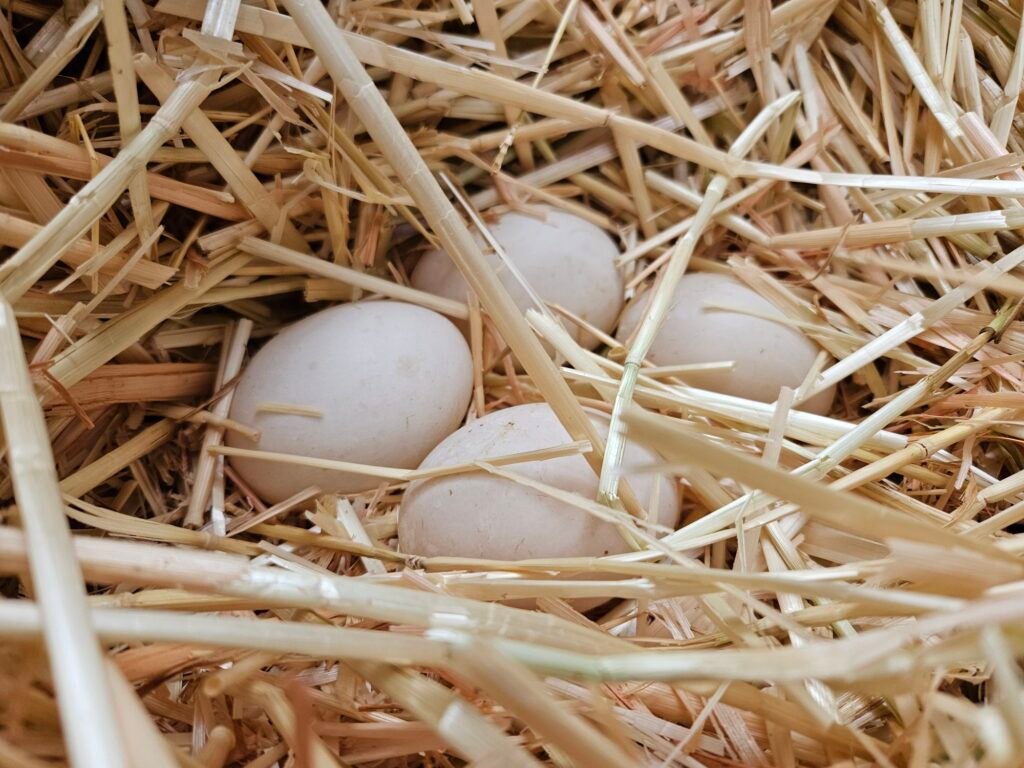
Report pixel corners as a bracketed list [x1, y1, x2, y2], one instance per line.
[5, 0, 1024, 766]
[0, 302, 125, 768]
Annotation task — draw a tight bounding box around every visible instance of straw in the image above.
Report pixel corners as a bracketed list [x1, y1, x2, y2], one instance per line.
[6, 0, 1024, 764]
[0, 301, 126, 768]
[101, 0, 155, 253]
[183, 319, 252, 528]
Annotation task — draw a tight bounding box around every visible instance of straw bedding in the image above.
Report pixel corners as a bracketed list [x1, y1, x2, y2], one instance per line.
[2, 0, 1024, 765]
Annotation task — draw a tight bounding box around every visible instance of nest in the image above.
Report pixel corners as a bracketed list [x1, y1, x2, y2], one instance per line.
[2, 0, 1024, 765]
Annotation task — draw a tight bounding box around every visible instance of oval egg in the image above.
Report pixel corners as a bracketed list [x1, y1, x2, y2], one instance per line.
[227, 301, 473, 503]
[411, 206, 624, 348]
[617, 272, 835, 414]
[398, 402, 679, 561]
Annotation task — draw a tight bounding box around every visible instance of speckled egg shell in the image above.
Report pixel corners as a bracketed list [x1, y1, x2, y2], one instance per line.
[410, 206, 624, 348]
[617, 272, 835, 414]
[227, 301, 473, 503]
[398, 402, 679, 561]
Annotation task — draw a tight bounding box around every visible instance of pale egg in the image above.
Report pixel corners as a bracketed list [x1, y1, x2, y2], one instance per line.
[398, 402, 679, 561]
[227, 301, 473, 503]
[617, 272, 834, 414]
[410, 206, 623, 348]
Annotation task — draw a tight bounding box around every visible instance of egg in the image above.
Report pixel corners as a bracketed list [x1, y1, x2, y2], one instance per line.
[617, 272, 834, 414]
[398, 403, 679, 561]
[227, 301, 473, 503]
[410, 206, 624, 348]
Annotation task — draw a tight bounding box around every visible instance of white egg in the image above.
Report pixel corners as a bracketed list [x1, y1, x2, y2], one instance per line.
[227, 301, 473, 503]
[410, 206, 624, 348]
[617, 272, 835, 414]
[398, 402, 679, 561]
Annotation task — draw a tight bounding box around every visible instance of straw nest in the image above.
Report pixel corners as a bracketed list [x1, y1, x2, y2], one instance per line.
[3, 0, 1024, 765]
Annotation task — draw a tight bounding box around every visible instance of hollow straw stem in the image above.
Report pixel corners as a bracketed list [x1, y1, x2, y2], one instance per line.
[0, 526, 630, 655]
[991, 12, 1024, 149]
[958, 461, 1024, 523]
[156, 0, 737, 173]
[184, 319, 252, 528]
[207, 438, 591, 482]
[276, 0, 646, 516]
[59, 419, 177, 497]
[490, 0, 580, 173]
[101, 0, 155, 252]
[0, 302, 127, 768]
[0, 536, 966, 614]
[769, 207, 1024, 250]
[119, 0, 1024, 204]
[19, 600, 459, 677]
[0, 209, 171, 289]
[6, 590, 1024, 688]
[598, 91, 800, 506]
[735, 161, 1024, 196]
[103, 660, 180, 768]
[519, 319, 981, 496]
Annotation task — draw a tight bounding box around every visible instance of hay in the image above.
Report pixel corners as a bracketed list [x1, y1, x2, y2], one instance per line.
[1, 0, 1024, 766]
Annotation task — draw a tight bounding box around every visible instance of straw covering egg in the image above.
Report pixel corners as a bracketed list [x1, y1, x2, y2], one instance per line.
[227, 301, 473, 503]
[411, 206, 623, 347]
[617, 272, 834, 414]
[399, 403, 679, 560]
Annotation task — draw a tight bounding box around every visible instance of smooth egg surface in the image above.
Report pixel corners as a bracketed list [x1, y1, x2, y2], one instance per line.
[398, 402, 679, 560]
[410, 206, 623, 348]
[227, 301, 473, 503]
[617, 272, 835, 414]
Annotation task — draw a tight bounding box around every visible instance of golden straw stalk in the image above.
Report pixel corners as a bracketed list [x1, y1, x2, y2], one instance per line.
[0, 301, 126, 768]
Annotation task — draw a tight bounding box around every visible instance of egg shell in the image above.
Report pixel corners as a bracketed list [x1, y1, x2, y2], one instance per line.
[227, 301, 473, 503]
[398, 402, 679, 561]
[617, 272, 835, 414]
[410, 206, 624, 348]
